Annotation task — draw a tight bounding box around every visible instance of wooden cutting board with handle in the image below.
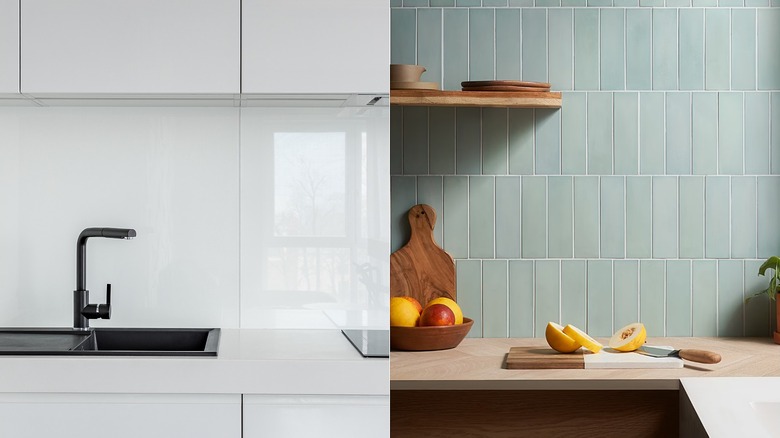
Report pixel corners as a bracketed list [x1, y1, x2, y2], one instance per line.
[390, 204, 456, 305]
[505, 347, 683, 369]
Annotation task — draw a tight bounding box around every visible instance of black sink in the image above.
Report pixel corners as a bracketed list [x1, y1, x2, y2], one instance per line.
[0, 328, 219, 356]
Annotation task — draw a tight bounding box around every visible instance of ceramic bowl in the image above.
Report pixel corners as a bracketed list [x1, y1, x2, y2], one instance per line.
[390, 64, 426, 83]
[390, 318, 473, 351]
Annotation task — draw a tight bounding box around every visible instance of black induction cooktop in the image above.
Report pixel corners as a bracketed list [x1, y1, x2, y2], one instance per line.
[341, 329, 389, 358]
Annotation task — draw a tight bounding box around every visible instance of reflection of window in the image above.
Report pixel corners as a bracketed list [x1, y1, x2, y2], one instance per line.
[273, 132, 346, 237]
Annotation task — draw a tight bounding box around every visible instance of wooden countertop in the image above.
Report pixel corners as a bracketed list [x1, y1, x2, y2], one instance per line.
[391, 337, 780, 390]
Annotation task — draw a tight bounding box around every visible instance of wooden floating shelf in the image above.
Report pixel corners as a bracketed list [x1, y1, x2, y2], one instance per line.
[390, 89, 562, 108]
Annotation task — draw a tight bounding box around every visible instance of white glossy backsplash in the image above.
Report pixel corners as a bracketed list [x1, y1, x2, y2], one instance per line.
[0, 106, 389, 329]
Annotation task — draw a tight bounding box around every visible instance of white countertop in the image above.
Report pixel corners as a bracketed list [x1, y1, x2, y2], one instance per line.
[681, 377, 780, 438]
[0, 329, 388, 396]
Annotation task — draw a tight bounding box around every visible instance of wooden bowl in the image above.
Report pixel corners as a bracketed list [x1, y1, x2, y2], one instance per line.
[390, 318, 473, 351]
[390, 64, 426, 83]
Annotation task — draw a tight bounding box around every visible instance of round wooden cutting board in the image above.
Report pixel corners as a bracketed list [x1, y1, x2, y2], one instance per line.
[390, 204, 456, 305]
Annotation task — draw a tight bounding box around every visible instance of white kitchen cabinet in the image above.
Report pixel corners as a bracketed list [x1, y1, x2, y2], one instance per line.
[0, 393, 241, 438]
[20, 0, 240, 95]
[242, 0, 388, 94]
[243, 394, 390, 438]
[0, 0, 18, 96]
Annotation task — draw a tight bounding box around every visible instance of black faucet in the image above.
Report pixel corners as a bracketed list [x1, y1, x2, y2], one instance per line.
[74, 227, 136, 330]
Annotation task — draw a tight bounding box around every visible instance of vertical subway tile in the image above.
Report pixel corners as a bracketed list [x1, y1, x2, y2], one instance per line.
[561, 0, 585, 5]
[548, 176, 574, 258]
[744, 259, 770, 337]
[496, 9, 521, 82]
[600, 9, 625, 91]
[666, 93, 692, 175]
[667, 0, 690, 8]
[679, 177, 705, 259]
[693, 0, 716, 5]
[469, 177, 495, 258]
[600, 176, 625, 258]
[719, 93, 744, 175]
[758, 177, 780, 258]
[692, 260, 718, 336]
[469, 9, 494, 81]
[614, 0, 637, 5]
[549, 9, 573, 91]
[457, 260, 482, 338]
[719, 0, 743, 6]
[626, 10, 652, 90]
[535, 109, 562, 175]
[561, 93, 587, 175]
[574, 176, 599, 258]
[403, 0, 428, 5]
[574, 9, 599, 90]
[402, 107, 429, 175]
[773, 94, 780, 174]
[652, 176, 678, 258]
[417, 176, 444, 245]
[692, 93, 718, 175]
[614, 260, 639, 330]
[390, 107, 403, 175]
[484, 0, 508, 6]
[391, 9, 416, 65]
[522, 9, 548, 84]
[483, 108, 508, 175]
[758, 9, 780, 90]
[509, 260, 534, 337]
[666, 260, 692, 336]
[456, 108, 481, 175]
[429, 107, 456, 175]
[391, 0, 402, 6]
[417, 8, 443, 85]
[679, 9, 705, 91]
[391, 176, 417, 252]
[538, 0, 562, 7]
[443, 9, 469, 91]
[430, 0, 454, 6]
[652, 9, 678, 90]
[745, 93, 770, 175]
[731, 9, 756, 91]
[522, 176, 547, 258]
[483, 260, 509, 338]
[639, 93, 665, 175]
[509, 109, 534, 175]
[561, 260, 587, 328]
[510, 0, 535, 6]
[443, 176, 469, 258]
[731, 177, 757, 258]
[705, 176, 731, 258]
[496, 177, 522, 258]
[640, 0, 663, 6]
[587, 260, 613, 336]
[614, 93, 639, 175]
[626, 177, 652, 258]
[640, 260, 665, 337]
[456, 0, 480, 5]
[705, 9, 730, 90]
[587, 93, 613, 175]
[588, 0, 611, 6]
[718, 260, 744, 337]
[745, 0, 768, 4]
[535, 260, 561, 337]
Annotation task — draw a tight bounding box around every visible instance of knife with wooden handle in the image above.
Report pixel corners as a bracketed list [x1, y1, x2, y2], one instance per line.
[637, 345, 722, 364]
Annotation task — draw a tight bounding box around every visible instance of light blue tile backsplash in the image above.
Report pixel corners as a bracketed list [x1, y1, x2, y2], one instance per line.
[392, 2, 777, 338]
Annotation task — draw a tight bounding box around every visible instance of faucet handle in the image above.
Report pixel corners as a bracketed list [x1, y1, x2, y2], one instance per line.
[81, 283, 111, 320]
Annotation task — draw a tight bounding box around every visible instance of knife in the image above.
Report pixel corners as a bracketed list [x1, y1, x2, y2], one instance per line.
[636, 345, 721, 364]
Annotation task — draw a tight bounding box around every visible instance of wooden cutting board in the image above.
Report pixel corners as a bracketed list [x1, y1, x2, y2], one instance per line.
[506, 347, 683, 369]
[390, 204, 456, 304]
[461, 80, 552, 88]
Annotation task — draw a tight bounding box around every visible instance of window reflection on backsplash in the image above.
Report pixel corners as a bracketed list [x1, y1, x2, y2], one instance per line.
[241, 107, 389, 329]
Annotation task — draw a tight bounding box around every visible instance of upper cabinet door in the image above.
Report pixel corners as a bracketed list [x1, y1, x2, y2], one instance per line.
[242, 0, 388, 94]
[20, 0, 240, 95]
[0, 0, 19, 96]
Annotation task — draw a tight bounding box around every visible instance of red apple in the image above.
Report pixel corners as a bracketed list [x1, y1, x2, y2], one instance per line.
[419, 303, 456, 327]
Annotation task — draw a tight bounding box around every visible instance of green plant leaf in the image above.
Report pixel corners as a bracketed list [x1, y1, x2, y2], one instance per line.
[758, 256, 780, 276]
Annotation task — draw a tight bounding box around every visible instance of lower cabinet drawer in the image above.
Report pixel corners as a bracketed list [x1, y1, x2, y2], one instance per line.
[243, 394, 389, 438]
[0, 393, 241, 438]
